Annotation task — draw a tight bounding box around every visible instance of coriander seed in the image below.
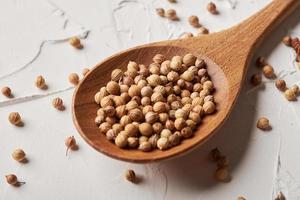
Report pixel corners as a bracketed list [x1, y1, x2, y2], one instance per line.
[1, 86, 12, 98]
[156, 8, 165, 17]
[262, 65, 275, 79]
[82, 68, 90, 76]
[275, 79, 286, 91]
[106, 81, 120, 95]
[12, 148, 26, 162]
[198, 27, 209, 35]
[256, 117, 270, 130]
[139, 141, 152, 152]
[166, 9, 178, 21]
[203, 101, 216, 114]
[35, 75, 47, 89]
[8, 112, 22, 126]
[188, 15, 201, 28]
[69, 36, 82, 49]
[207, 2, 218, 14]
[69, 73, 80, 85]
[125, 169, 136, 183]
[115, 134, 128, 148]
[250, 74, 262, 86]
[111, 69, 123, 81]
[291, 84, 299, 95]
[282, 36, 292, 47]
[153, 54, 165, 64]
[65, 136, 77, 156]
[214, 166, 229, 181]
[157, 137, 169, 150]
[52, 97, 64, 110]
[285, 89, 296, 101]
[5, 174, 25, 186]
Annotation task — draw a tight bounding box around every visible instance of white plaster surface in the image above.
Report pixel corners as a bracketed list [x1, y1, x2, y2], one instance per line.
[0, 0, 299, 199]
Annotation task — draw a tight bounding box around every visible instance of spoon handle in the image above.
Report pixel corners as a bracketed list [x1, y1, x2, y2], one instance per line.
[232, 0, 300, 49]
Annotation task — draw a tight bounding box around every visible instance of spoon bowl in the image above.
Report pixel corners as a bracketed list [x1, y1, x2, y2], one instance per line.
[72, 0, 300, 163]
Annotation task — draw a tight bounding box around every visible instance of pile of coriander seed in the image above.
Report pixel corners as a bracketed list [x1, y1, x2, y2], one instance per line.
[94, 53, 216, 151]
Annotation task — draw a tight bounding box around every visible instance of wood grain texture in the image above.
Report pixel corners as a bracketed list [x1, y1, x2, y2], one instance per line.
[72, 0, 300, 163]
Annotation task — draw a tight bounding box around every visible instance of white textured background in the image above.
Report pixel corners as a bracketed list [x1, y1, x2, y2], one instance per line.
[0, 0, 300, 199]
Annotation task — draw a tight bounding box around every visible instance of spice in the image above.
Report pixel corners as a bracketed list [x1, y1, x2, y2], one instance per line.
[197, 27, 209, 35]
[291, 84, 299, 95]
[275, 192, 285, 200]
[166, 9, 178, 21]
[69, 73, 80, 85]
[35, 75, 47, 89]
[180, 33, 193, 39]
[106, 81, 120, 95]
[8, 112, 22, 126]
[156, 8, 165, 17]
[157, 137, 169, 150]
[125, 169, 136, 183]
[282, 36, 292, 47]
[111, 69, 123, 82]
[250, 74, 262, 86]
[207, 2, 218, 14]
[115, 134, 128, 148]
[188, 15, 201, 28]
[5, 174, 25, 186]
[1, 86, 12, 98]
[256, 117, 270, 130]
[285, 89, 296, 101]
[275, 79, 286, 91]
[214, 166, 229, 181]
[139, 141, 152, 152]
[82, 68, 90, 76]
[168, 0, 176, 3]
[237, 197, 246, 200]
[65, 136, 77, 156]
[12, 148, 26, 162]
[52, 97, 64, 110]
[262, 65, 275, 79]
[69, 36, 82, 49]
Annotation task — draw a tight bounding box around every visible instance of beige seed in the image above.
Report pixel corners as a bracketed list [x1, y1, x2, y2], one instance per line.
[115, 134, 128, 148]
[181, 127, 193, 138]
[250, 74, 262, 86]
[188, 15, 201, 28]
[52, 97, 64, 110]
[156, 8, 165, 17]
[82, 68, 90, 76]
[282, 36, 292, 47]
[174, 118, 186, 130]
[139, 123, 153, 137]
[256, 117, 270, 130]
[180, 32, 193, 39]
[35, 75, 47, 89]
[198, 27, 209, 35]
[285, 89, 297, 101]
[275, 79, 286, 91]
[5, 174, 20, 186]
[153, 54, 166, 64]
[291, 84, 300, 95]
[8, 112, 22, 126]
[106, 81, 120, 95]
[203, 101, 216, 114]
[111, 69, 123, 82]
[125, 169, 136, 183]
[166, 9, 178, 21]
[12, 148, 26, 162]
[69, 73, 80, 85]
[214, 166, 229, 181]
[262, 65, 275, 79]
[1, 86, 12, 98]
[127, 137, 139, 148]
[157, 137, 169, 150]
[69, 37, 82, 49]
[237, 197, 246, 200]
[139, 141, 152, 152]
[207, 2, 218, 14]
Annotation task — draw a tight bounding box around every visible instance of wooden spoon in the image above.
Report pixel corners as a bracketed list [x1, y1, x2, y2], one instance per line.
[72, 0, 300, 163]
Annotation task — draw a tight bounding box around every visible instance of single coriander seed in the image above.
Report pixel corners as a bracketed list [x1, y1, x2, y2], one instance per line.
[282, 36, 292, 47]
[12, 148, 26, 162]
[8, 112, 22, 126]
[275, 79, 286, 91]
[285, 89, 297, 101]
[188, 15, 201, 28]
[166, 9, 178, 21]
[35, 75, 47, 89]
[156, 8, 165, 17]
[52, 97, 64, 110]
[207, 2, 218, 14]
[256, 117, 270, 130]
[5, 174, 25, 186]
[262, 65, 275, 79]
[125, 169, 136, 183]
[82, 68, 90, 76]
[69, 36, 83, 49]
[250, 74, 262, 86]
[214, 166, 229, 181]
[1, 86, 12, 97]
[65, 136, 77, 156]
[69, 73, 80, 85]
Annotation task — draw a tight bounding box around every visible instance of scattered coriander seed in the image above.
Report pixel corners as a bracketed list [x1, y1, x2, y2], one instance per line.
[262, 65, 275, 79]
[166, 9, 178, 21]
[207, 2, 218, 14]
[65, 136, 77, 156]
[1, 86, 12, 98]
[69, 73, 80, 85]
[82, 68, 90, 76]
[250, 74, 262, 86]
[237, 197, 246, 200]
[256, 117, 270, 130]
[214, 166, 229, 181]
[5, 174, 25, 186]
[35, 75, 47, 89]
[169, 133, 180, 146]
[125, 169, 136, 183]
[168, 0, 176, 3]
[291, 84, 299, 95]
[8, 112, 22, 126]
[275, 192, 285, 200]
[275, 79, 286, 91]
[197, 27, 209, 35]
[282, 36, 292, 47]
[203, 101, 216, 114]
[153, 54, 166, 64]
[256, 56, 268, 67]
[180, 33, 193, 39]
[52, 97, 64, 110]
[106, 81, 120, 95]
[188, 15, 201, 28]
[156, 8, 165, 17]
[285, 89, 297, 101]
[12, 148, 26, 162]
[69, 36, 82, 49]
